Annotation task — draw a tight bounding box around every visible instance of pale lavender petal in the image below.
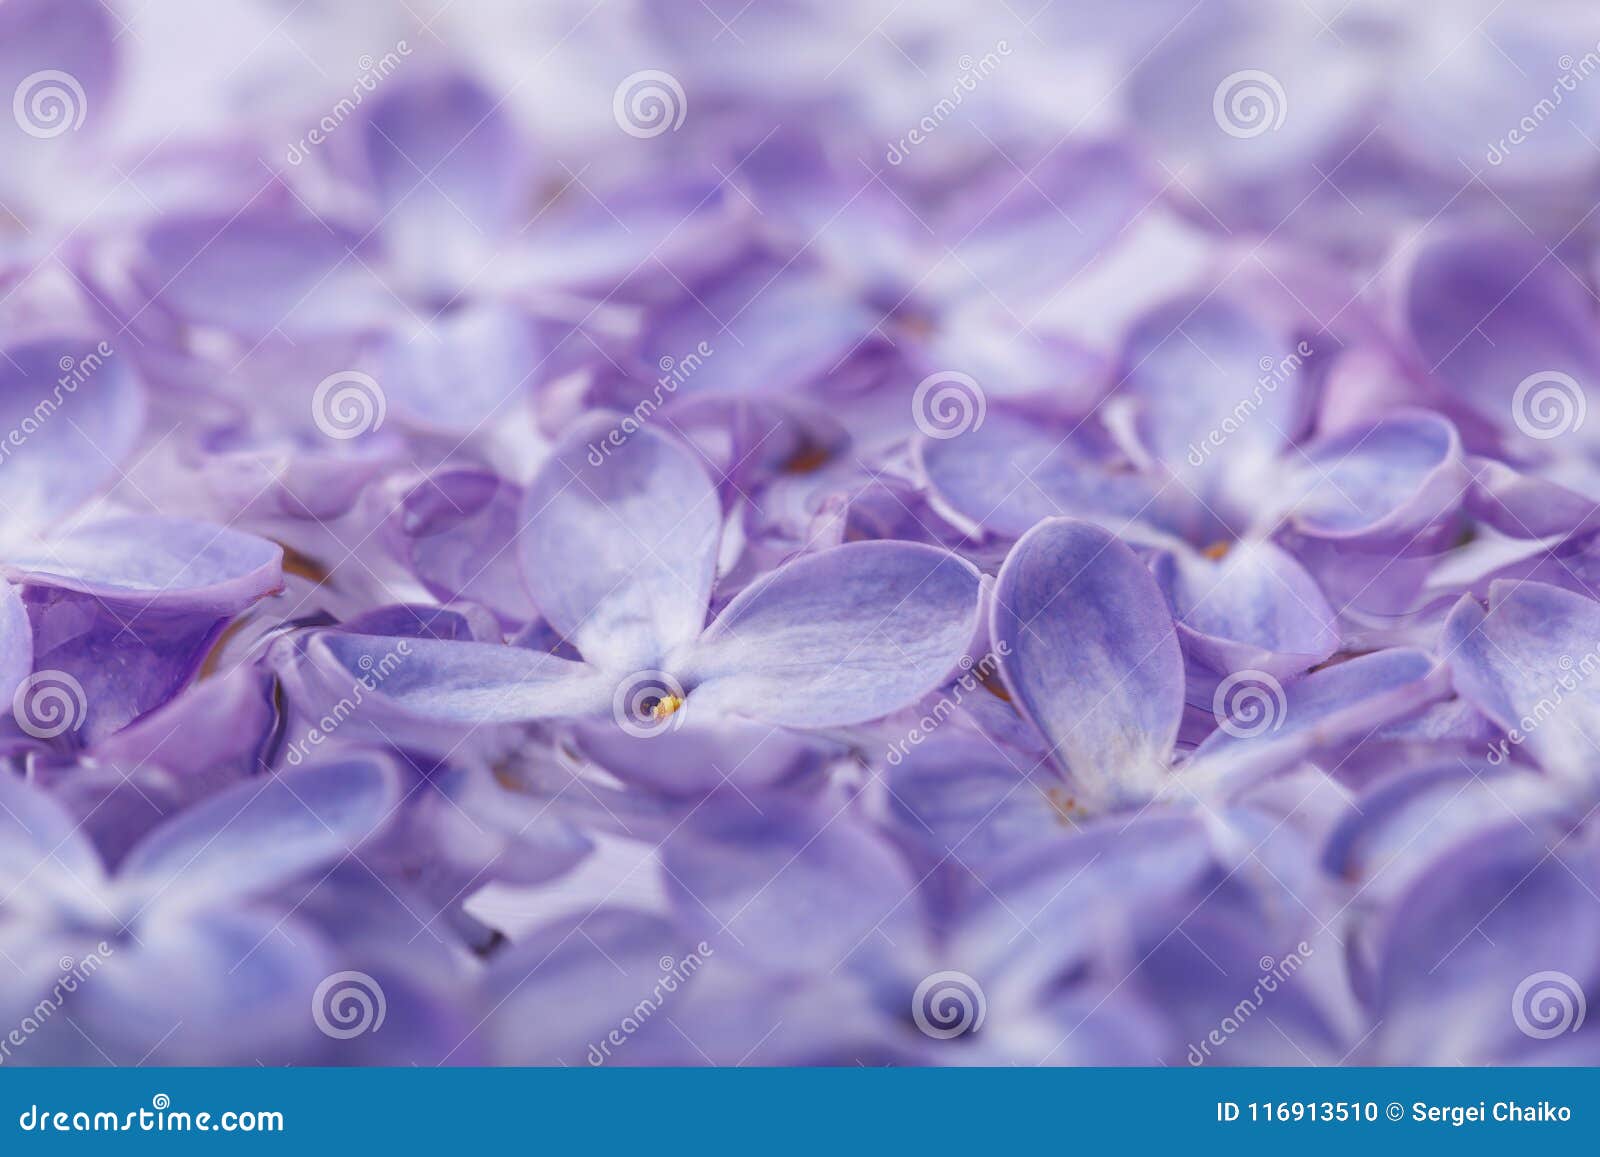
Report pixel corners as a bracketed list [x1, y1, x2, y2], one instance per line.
[681, 541, 983, 728]
[991, 518, 1184, 809]
[521, 413, 722, 673]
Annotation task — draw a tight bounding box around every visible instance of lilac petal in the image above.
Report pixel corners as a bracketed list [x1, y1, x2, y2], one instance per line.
[1184, 649, 1450, 796]
[0, 334, 145, 532]
[933, 143, 1147, 315]
[916, 409, 1178, 543]
[482, 908, 707, 1065]
[1159, 540, 1338, 676]
[0, 0, 115, 189]
[1405, 231, 1600, 435]
[2, 516, 283, 614]
[0, 762, 101, 897]
[1372, 823, 1600, 1063]
[573, 715, 836, 796]
[310, 632, 612, 725]
[631, 263, 884, 401]
[0, 581, 32, 707]
[136, 210, 390, 340]
[520, 414, 721, 673]
[681, 541, 983, 729]
[1279, 411, 1466, 540]
[93, 664, 276, 794]
[1444, 581, 1600, 790]
[991, 518, 1183, 809]
[1465, 456, 1600, 541]
[1322, 758, 1566, 914]
[117, 753, 401, 913]
[1119, 296, 1310, 500]
[377, 304, 538, 434]
[659, 797, 924, 976]
[886, 734, 1070, 887]
[361, 71, 529, 295]
[71, 909, 332, 1065]
[388, 469, 538, 625]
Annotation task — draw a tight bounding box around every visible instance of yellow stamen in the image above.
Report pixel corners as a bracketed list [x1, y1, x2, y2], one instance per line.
[651, 694, 684, 721]
[1202, 540, 1231, 561]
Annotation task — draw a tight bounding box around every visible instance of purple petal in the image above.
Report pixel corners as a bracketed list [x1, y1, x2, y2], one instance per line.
[521, 414, 722, 672]
[136, 210, 390, 340]
[1281, 411, 1466, 541]
[0, 334, 144, 532]
[2, 516, 283, 614]
[360, 71, 530, 295]
[991, 518, 1184, 809]
[916, 408, 1177, 543]
[659, 797, 924, 976]
[309, 632, 612, 725]
[1185, 649, 1449, 795]
[1404, 231, 1600, 436]
[117, 753, 401, 912]
[1160, 540, 1339, 676]
[681, 541, 983, 728]
[1444, 581, 1600, 790]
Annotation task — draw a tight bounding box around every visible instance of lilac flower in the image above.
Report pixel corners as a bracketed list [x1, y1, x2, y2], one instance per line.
[0, 754, 399, 1064]
[290, 413, 982, 785]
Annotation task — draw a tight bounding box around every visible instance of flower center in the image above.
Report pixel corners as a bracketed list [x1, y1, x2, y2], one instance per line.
[1202, 540, 1231, 560]
[650, 694, 684, 721]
